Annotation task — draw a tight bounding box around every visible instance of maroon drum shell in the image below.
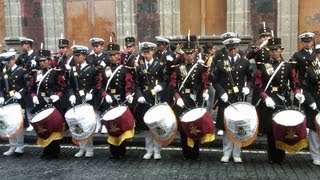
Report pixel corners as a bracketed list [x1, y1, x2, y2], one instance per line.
[31, 108, 65, 140]
[180, 110, 215, 140]
[101, 106, 134, 137]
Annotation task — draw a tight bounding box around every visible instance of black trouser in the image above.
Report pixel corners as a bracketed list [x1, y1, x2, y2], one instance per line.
[180, 128, 199, 160]
[42, 140, 61, 158]
[110, 141, 126, 158]
[266, 131, 285, 163]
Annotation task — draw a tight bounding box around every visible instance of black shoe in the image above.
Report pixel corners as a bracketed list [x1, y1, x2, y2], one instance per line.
[109, 155, 116, 159]
[268, 159, 274, 164]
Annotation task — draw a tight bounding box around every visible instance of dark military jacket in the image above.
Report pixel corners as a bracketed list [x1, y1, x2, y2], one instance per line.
[246, 47, 270, 70]
[16, 50, 38, 70]
[86, 52, 110, 68]
[291, 48, 315, 84]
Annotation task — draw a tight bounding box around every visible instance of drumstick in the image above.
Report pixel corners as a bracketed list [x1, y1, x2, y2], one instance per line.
[227, 101, 239, 111]
[120, 93, 135, 106]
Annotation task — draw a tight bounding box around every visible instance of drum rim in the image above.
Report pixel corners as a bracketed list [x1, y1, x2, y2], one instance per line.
[272, 109, 305, 119]
[101, 105, 129, 121]
[31, 107, 56, 123]
[180, 107, 207, 122]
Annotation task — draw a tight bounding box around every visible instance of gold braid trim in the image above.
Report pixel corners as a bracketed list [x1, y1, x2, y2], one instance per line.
[107, 128, 135, 146]
[275, 139, 308, 153]
[36, 131, 63, 147]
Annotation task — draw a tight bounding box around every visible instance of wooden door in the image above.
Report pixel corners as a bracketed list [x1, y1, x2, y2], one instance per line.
[298, 0, 320, 47]
[64, 0, 116, 47]
[180, 0, 226, 36]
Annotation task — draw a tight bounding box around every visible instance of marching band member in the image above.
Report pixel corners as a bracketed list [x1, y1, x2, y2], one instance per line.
[97, 43, 134, 159]
[304, 44, 320, 166]
[87, 38, 110, 68]
[245, 24, 273, 136]
[291, 32, 316, 84]
[254, 38, 305, 164]
[212, 37, 252, 163]
[135, 42, 167, 160]
[169, 36, 210, 160]
[0, 51, 28, 156]
[67, 45, 98, 158]
[121, 36, 137, 68]
[29, 50, 66, 159]
[16, 37, 38, 132]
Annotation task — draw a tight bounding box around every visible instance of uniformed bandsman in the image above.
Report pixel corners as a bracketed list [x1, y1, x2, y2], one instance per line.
[303, 44, 320, 166]
[96, 43, 134, 159]
[212, 37, 252, 163]
[0, 51, 28, 156]
[68, 45, 98, 158]
[29, 50, 66, 159]
[168, 36, 209, 160]
[87, 38, 110, 68]
[121, 36, 137, 68]
[16, 37, 37, 70]
[254, 37, 305, 164]
[135, 42, 167, 160]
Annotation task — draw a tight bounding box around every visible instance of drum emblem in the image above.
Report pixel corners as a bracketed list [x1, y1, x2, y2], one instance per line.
[109, 122, 120, 133]
[155, 127, 165, 135]
[75, 124, 84, 134]
[237, 127, 247, 136]
[285, 130, 298, 139]
[35, 124, 48, 134]
[0, 121, 7, 130]
[189, 123, 201, 135]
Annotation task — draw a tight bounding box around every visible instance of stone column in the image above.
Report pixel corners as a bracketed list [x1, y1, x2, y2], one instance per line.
[42, 0, 64, 51]
[4, 0, 22, 37]
[226, 0, 250, 36]
[277, 0, 298, 60]
[159, 0, 180, 36]
[116, 0, 136, 48]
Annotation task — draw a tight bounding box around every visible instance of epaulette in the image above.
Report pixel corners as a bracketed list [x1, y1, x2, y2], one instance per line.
[170, 64, 180, 68]
[124, 65, 135, 69]
[288, 58, 297, 64]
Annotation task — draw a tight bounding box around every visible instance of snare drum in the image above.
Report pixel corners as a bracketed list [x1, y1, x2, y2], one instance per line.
[180, 108, 215, 147]
[0, 103, 23, 139]
[224, 102, 258, 147]
[272, 109, 307, 153]
[101, 106, 135, 146]
[31, 107, 65, 147]
[65, 103, 96, 145]
[144, 103, 178, 147]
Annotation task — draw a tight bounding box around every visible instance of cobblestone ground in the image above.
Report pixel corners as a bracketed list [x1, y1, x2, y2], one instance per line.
[0, 144, 319, 180]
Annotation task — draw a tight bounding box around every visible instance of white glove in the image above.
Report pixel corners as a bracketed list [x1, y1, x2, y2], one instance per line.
[166, 55, 174, 61]
[197, 59, 205, 64]
[85, 93, 93, 101]
[220, 93, 228, 103]
[265, 97, 275, 109]
[154, 85, 163, 93]
[33, 96, 39, 104]
[0, 97, 4, 105]
[310, 102, 317, 110]
[13, 92, 22, 100]
[100, 60, 106, 67]
[259, 39, 269, 48]
[31, 59, 37, 67]
[105, 95, 113, 104]
[242, 87, 250, 95]
[126, 95, 133, 104]
[138, 97, 146, 103]
[50, 95, 60, 103]
[295, 93, 305, 104]
[69, 95, 76, 105]
[176, 98, 185, 108]
[202, 90, 209, 101]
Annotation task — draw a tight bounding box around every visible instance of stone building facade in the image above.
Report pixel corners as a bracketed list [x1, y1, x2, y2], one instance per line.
[0, 0, 319, 60]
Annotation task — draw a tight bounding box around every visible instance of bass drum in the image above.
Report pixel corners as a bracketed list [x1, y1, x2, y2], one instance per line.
[101, 106, 135, 146]
[180, 108, 215, 147]
[224, 102, 258, 147]
[272, 109, 307, 153]
[65, 103, 96, 145]
[0, 103, 23, 139]
[30, 107, 65, 147]
[144, 103, 177, 147]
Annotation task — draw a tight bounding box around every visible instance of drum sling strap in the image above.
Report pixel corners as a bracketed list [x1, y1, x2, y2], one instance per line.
[178, 63, 198, 92]
[36, 69, 54, 96]
[255, 61, 285, 106]
[100, 65, 123, 105]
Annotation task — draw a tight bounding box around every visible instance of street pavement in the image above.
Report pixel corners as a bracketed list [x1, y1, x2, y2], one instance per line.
[0, 140, 319, 179]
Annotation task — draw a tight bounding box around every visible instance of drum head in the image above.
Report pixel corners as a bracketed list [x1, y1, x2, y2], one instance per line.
[144, 103, 173, 124]
[102, 106, 127, 121]
[180, 108, 206, 123]
[0, 103, 23, 138]
[273, 110, 304, 126]
[31, 108, 55, 123]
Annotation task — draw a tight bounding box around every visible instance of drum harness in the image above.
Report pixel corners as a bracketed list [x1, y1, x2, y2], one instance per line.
[99, 65, 123, 106]
[2, 67, 24, 105]
[255, 61, 285, 107]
